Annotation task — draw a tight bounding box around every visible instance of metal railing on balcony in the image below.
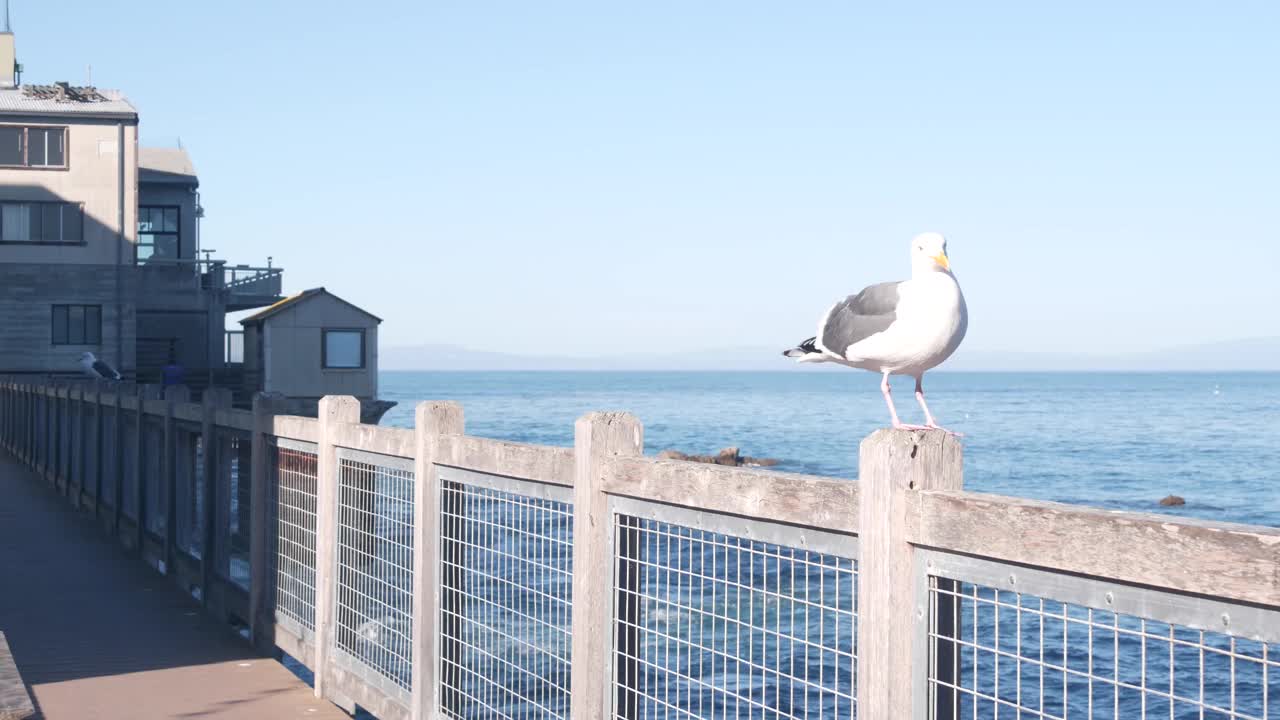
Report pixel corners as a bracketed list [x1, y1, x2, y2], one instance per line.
[136, 257, 283, 302]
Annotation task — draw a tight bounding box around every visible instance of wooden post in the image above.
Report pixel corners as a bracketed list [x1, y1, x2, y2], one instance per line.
[313, 395, 360, 700]
[856, 428, 962, 719]
[411, 401, 464, 720]
[163, 386, 190, 574]
[201, 387, 233, 606]
[571, 412, 643, 720]
[248, 392, 286, 653]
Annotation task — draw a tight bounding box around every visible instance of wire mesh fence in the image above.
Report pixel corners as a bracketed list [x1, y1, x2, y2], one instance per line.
[275, 444, 320, 633]
[229, 433, 252, 589]
[101, 403, 117, 506]
[610, 502, 859, 720]
[926, 555, 1280, 720]
[83, 401, 99, 500]
[334, 451, 416, 698]
[143, 416, 165, 535]
[438, 470, 575, 720]
[121, 414, 138, 519]
[212, 430, 251, 587]
[174, 427, 199, 554]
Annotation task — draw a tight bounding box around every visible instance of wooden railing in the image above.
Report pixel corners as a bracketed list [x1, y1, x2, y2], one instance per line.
[1, 380, 1277, 719]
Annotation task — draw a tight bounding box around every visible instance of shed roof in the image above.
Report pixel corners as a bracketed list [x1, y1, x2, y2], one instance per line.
[139, 147, 198, 186]
[240, 287, 383, 326]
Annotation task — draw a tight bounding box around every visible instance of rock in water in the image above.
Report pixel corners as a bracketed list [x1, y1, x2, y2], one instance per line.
[655, 447, 781, 468]
[715, 447, 741, 466]
[1159, 495, 1186, 506]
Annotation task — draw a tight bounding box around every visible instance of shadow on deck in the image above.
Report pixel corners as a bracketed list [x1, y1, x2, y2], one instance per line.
[0, 451, 347, 720]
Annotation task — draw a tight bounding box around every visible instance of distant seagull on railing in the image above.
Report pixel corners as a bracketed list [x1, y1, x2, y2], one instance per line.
[79, 352, 122, 381]
[783, 232, 968, 433]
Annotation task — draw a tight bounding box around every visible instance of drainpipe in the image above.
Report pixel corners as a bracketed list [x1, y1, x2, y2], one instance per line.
[115, 121, 124, 375]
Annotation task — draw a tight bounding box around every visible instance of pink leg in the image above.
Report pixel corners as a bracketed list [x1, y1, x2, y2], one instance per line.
[915, 375, 962, 435]
[883, 372, 928, 430]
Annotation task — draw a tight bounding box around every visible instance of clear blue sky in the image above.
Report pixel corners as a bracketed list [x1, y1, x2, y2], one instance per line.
[14, 1, 1279, 356]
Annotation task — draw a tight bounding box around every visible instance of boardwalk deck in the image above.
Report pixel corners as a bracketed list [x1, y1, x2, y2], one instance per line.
[0, 451, 348, 720]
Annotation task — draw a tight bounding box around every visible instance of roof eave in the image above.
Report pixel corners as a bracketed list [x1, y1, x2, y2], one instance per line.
[0, 109, 139, 122]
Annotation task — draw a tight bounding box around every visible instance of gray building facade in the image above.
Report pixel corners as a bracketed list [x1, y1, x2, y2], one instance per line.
[0, 27, 282, 381]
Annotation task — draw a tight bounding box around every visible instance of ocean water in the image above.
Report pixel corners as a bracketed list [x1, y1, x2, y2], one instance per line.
[356, 371, 1279, 718]
[380, 371, 1280, 528]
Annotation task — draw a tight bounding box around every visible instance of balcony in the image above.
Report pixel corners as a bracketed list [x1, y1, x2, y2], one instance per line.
[206, 262, 284, 310]
[136, 257, 285, 311]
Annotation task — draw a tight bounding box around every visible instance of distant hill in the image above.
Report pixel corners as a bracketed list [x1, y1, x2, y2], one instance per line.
[378, 343, 798, 371]
[945, 337, 1280, 372]
[380, 337, 1280, 372]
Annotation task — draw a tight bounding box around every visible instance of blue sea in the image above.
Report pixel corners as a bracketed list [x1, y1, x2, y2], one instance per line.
[379, 371, 1280, 528]
[345, 371, 1280, 718]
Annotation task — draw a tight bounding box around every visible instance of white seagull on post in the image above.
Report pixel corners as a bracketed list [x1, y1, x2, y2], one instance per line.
[79, 352, 122, 381]
[783, 232, 968, 432]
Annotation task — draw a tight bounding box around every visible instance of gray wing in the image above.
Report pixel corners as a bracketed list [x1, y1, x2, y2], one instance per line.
[92, 359, 120, 380]
[817, 281, 902, 355]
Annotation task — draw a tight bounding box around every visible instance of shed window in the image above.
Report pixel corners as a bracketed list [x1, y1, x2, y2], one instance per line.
[322, 329, 365, 369]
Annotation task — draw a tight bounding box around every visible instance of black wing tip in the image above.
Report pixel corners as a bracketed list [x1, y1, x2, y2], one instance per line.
[783, 337, 820, 357]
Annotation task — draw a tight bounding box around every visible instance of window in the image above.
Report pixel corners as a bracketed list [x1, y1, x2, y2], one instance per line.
[0, 201, 84, 244]
[137, 206, 180, 262]
[52, 305, 102, 346]
[322, 329, 365, 369]
[0, 125, 67, 168]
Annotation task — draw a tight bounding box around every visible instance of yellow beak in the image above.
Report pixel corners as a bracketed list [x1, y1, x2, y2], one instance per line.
[932, 253, 950, 271]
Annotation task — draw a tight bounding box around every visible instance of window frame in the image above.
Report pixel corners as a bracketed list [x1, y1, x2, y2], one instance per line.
[136, 205, 182, 263]
[0, 124, 69, 170]
[321, 328, 366, 370]
[51, 304, 103, 346]
[0, 200, 86, 245]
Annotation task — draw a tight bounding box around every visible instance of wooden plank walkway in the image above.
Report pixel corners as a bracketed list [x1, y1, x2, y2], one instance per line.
[0, 451, 349, 720]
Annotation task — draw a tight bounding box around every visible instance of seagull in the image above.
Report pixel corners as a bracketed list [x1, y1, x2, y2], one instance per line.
[79, 352, 122, 381]
[783, 232, 968, 431]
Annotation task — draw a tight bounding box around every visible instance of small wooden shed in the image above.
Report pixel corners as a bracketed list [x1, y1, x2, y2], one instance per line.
[239, 288, 381, 401]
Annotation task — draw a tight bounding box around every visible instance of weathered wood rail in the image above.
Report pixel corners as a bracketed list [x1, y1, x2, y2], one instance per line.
[1, 378, 1277, 719]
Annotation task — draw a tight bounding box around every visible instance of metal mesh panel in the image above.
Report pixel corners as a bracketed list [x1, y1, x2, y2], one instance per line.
[335, 454, 416, 696]
[144, 417, 165, 534]
[189, 434, 206, 558]
[214, 430, 244, 584]
[229, 434, 252, 589]
[121, 415, 138, 518]
[612, 513, 858, 720]
[175, 428, 199, 553]
[59, 399, 71, 483]
[275, 446, 319, 631]
[65, 397, 77, 486]
[928, 578, 1280, 719]
[84, 402, 99, 500]
[439, 477, 574, 719]
[101, 407, 117, 506]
